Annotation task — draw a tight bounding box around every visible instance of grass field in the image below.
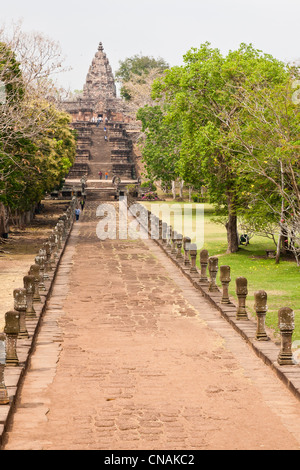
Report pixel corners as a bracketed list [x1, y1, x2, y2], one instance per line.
[142, 200, 300, 342]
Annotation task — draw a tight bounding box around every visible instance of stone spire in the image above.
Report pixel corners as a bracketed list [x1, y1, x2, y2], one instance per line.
[83, 42, 117, 102]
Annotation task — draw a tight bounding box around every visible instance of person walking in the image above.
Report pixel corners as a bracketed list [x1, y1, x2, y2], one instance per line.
[105, 172, 108, 180]
[98, 171, 102, 180]
[75, 207, 81, 221]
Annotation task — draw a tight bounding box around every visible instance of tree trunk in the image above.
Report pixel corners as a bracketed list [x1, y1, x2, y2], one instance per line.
[171, 181, 176, 200]
[225, 192, 239, 253]
[0, 203, 9, 237]
[179, 180, 184, 198]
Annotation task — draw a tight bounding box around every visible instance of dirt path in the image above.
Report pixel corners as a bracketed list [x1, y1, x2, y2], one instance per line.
[3, 200, 300, 450]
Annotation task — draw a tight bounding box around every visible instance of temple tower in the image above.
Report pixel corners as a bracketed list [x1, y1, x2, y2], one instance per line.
[83, 42, 117, 110]
[63, 42, 129, 122]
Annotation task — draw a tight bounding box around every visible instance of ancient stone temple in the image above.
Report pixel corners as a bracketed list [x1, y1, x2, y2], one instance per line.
[63, 42, 129, 123]
[62, 42, 139, 194]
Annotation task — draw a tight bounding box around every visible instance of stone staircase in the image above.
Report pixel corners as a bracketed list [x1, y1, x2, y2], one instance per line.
[67, 121, 137, 182]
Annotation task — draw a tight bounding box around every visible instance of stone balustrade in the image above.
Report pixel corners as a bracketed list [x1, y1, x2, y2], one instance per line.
[0, 197, 76, 406]
[128, 201, 299, 372]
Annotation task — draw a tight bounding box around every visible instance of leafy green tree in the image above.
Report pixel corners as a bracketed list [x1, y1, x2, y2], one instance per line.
[136, 105, 183, 188]
[150, 43, 290, 253]
[0, 41, 76, 234]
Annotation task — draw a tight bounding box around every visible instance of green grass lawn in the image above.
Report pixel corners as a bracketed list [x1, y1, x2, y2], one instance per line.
[142, 201, 300, 341]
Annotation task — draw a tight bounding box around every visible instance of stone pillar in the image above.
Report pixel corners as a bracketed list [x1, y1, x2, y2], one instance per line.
[236, 277, 249, 320]
[39, 248, 49, 280]
[166, 226, 172, 251]
[183, 237, 191, 267]
[151, 215, 159, 240]
[13, 288, 29, 339]
[176, 234, 183, 261]
[44, 241, 53, 273]
[55, 225, 62, 249]
[58, 219, 66, 240]
[158, 219, 163, 240]
[171, 231, 177, 255]
[35, 255, 46, 291]
[254, 290, 269, 341]
[23, 275, 37, 318]
[4, 311, 20, 366]
[208, 257, 219, 292]
[278, 307, 296, 365]
[28, 264, 42, 302]
[199, 249, 209, 282]
[189, 244, 198, 274]
[0, 334, 9, 404]
[49, 233, 58, 263]
[162, 222, 168, 245]
[220, 265, 231, 303]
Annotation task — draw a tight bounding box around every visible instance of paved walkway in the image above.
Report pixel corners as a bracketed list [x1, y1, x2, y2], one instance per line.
[3, 201, 300, 450]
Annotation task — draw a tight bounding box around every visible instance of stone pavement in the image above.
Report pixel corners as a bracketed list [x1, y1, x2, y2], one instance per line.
[3, 200, 300, 450]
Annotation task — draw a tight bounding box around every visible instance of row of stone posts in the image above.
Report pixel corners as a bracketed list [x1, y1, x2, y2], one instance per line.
[0, 198, 77, 405]
[129, 202, 297, 369]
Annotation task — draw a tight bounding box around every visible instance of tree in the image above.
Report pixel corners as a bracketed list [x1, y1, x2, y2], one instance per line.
[136, 105, 182, 189]
[115, 54, 169, 101]
[0, 32, 76, 236]
[225, 68, 300, 262]
[150, 43, 290, 253]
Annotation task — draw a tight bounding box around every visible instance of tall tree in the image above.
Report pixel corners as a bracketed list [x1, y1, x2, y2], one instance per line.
[150, 43, 289, 253]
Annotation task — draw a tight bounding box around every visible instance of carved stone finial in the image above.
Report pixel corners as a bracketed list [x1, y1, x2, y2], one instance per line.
[236, 277, 248, 320]
[199, 249, 209, 281]
[98, 42, 104, 51]
[254, 290, 269, 341]
[278, 307, 296, 365]
[208, 257, 219, 291]
[220, 265, 231, 303]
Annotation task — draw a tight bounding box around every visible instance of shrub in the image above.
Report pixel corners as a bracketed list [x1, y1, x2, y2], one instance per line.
[141, 191, 159, 201]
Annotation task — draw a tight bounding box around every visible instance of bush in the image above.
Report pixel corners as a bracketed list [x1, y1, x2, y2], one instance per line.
[140, 181, 157, 191]
[191, 193, 202, 202]
[141, 191, 159, 201]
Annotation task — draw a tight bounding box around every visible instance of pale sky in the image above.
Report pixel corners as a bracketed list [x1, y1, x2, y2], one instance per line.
[1, 0, 299, 92]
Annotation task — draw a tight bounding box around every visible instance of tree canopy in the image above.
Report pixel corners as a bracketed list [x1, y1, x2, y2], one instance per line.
[0, 33, 76, 234]
[137, 42, 300, 255]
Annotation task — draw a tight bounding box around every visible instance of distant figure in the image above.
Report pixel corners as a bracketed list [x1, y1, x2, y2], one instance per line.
[96, 117, 101, 127]
[105, 172, 108, 180]
[240, 234, 249, 245]
[75, 208, 81, 221]
[80, 200, 85, 210]
[105, 117, 108, 123]
[98, 171, 102, 180]
[104, 135, 108, 141]
[103, 126, 107, 132]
